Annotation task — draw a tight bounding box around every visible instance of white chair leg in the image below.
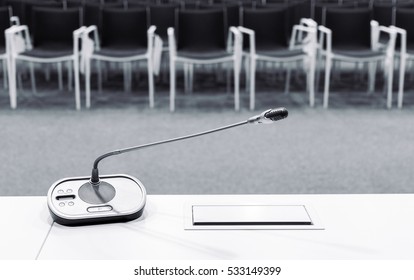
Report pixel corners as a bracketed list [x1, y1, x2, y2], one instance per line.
[308, 57, 316, 107]
[73, 59, 80, 110]
[386, 59, 394, 109]
[147, 58, 154, 108]
[57, 62, 63, 91]
[170, 59, 176, 112]
[398, 56, 406, 109]
[323, 56, 332, 109]
[8, 56, 17, 109]
[85, 59, 91, 109]
[234, 59, 240, 111]
[249, 57, 256, 111]
[29, 62, 36, 94]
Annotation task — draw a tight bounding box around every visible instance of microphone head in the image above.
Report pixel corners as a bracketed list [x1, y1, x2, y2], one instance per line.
[247, 107, 288, 124]
[264, 107, 288, 121]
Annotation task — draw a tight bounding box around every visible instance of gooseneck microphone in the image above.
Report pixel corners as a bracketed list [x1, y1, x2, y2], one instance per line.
[90, 107, 288, 185]
[47, 108, 288, 226]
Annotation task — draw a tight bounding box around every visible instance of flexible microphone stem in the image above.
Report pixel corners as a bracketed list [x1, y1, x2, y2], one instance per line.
[90, 107, 288, 184]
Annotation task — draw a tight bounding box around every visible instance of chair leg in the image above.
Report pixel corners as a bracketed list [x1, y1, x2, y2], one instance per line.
[97, 60, 102, 93]
[73, 59, 80, 111]
[226, 61, 231, 95]
[234, 59, 240, 111]
[68, 61, 73, 92]
[170, 59, 176, 112]
[123, 63, 128, 92]
[29, 62, 36, 94]
[315, 50, 322, 94]
[323, 56, 332, 109]
[308, 57, 316, 107]
[386, 59, 394, 109]
[284, 62, 291, 95]
[398, 56, 406, 109]
[244, 57, 249, 94]
[3, 60, 7, 89]
[45, 64, 50, 81]
[189, 63, 194, 94]
[249, 57, 256, 111]
[8, 56, 17, 109]
[147, 58, 155, 108]
[184, 63, 189, 94]
[85, 59, 91, 109]
[57, 62, 63, 91]
[368, 62, 377, 94]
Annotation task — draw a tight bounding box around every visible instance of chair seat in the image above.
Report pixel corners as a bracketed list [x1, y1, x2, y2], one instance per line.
[333, 47, 384, 58]
[257, 48, 304, 58]
[177, 49, 231, 60]
[21, 45, 73, 58]
[94, 47, 147, 58]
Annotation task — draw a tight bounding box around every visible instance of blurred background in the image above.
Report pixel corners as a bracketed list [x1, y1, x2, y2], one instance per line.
[1, 0, 414, 195]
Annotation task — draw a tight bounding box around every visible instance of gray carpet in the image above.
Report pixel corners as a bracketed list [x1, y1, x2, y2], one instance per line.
[1, 71, 414, 196]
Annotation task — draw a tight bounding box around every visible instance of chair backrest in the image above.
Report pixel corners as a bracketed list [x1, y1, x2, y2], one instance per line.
[5, 0, 23, 24]
[25, 1, 63, 28]
[0, 6, 11, 47]
[373, 2, 395, 26]
[314, 2, 354, 25]
[32, 7, 82, 49]
[241, 7, 289, 50]
[199, 2, 240, 28]
[324, 7, 372, 50]
[395, 7, 414, 47]
[101, 7, 148, 49]
[148, 3, 179, 41]
[84, 2, 123, 33]
[284, 0, 311, 27]
[177, 9, 226, 52]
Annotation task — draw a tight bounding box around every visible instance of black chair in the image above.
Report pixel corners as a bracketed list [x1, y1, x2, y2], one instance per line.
[6, 7, 84, 109]
[168, 8, 242, 111]
[82, 7, 161, 108]
[239, 7, 318, 109]
[318, 7, 397, 108]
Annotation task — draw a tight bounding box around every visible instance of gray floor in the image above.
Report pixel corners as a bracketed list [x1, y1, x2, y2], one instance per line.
[1, 70, 414, 196]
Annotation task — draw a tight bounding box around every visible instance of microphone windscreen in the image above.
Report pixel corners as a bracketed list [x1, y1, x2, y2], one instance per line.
[264, 107, 288, 121]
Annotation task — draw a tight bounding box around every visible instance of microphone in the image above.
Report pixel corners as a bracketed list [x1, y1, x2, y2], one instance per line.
[47, 108, 288, 226]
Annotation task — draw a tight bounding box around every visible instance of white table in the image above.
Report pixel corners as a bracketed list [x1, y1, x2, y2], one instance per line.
[0, 197, 53, 259]
[1, 194, 414, 259]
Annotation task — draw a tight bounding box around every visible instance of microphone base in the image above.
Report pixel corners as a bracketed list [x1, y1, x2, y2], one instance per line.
[47, 174, 146, 226]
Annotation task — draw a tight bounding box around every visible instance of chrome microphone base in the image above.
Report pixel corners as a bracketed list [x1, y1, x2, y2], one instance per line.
[47, 174, 146, 226]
